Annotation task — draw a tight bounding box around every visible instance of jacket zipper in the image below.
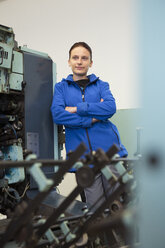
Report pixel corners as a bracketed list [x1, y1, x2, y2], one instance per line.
[81, 88, 93, 154]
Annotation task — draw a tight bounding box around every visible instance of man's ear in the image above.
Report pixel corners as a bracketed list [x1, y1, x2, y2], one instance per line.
[89, 60, 93, 68]
[68, 60, 71, 67]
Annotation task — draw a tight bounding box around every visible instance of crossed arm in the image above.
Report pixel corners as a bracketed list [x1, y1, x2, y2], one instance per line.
[51, 82, 116, 128]
[65, 98, 104, 123]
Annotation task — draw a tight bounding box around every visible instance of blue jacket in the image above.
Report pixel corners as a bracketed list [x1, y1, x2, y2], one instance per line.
[51, 74, 128, 171]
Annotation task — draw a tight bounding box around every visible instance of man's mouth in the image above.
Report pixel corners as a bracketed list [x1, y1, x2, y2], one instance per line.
[76, 67, 84, 70]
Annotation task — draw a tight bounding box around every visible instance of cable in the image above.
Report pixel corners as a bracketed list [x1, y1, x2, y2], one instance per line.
[3, 183, 30, 201]
[7, 123, 17, 139]
[55, 187, 60, 194]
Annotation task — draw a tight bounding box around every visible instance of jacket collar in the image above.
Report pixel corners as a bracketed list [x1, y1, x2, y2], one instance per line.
[65, 74, 99, 83]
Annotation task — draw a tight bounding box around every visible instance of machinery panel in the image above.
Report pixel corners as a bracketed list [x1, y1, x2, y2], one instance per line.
[12, 51, 23, 74]
[23, 52, 55, 188]
[23, 52, 54, 160]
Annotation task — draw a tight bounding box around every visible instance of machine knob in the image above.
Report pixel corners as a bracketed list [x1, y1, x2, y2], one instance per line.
[76, 166, 95, 188]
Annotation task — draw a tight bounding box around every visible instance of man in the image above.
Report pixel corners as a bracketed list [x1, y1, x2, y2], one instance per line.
[51, 42, 128, 209]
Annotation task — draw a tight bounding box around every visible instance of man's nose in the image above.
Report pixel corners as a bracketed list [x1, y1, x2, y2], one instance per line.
[77, 58, 82, 64]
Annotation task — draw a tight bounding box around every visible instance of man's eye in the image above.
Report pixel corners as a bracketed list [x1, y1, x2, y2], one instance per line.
[82, 57, 88, 60]
[72, 56, 78, 60]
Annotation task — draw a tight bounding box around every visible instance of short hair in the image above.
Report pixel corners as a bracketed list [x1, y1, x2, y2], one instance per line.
[69, 42, 92, 61]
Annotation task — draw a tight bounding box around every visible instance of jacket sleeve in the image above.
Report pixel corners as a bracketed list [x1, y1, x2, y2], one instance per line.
[77, 82, 116, 120]
[51, 83, 92, 128]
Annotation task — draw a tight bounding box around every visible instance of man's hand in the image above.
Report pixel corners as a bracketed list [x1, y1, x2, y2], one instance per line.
[92, 98, 103, 123]
[92, 118, 99, 123]
[65, 106, 77, 113]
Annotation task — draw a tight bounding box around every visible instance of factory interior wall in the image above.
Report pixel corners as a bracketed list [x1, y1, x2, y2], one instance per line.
[0, 0, 140, 198]
[0, 0, 139, 109]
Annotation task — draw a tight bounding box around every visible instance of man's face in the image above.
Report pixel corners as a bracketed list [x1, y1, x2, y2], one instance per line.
[68, 46, 93, 79]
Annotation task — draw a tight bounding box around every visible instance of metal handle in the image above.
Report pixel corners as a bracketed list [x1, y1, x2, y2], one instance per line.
[0, 46, 4, 65]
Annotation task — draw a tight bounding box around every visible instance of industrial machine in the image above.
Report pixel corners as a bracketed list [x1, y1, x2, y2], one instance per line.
[0, 24, 139, 248]
[0, 24, 57, 212]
